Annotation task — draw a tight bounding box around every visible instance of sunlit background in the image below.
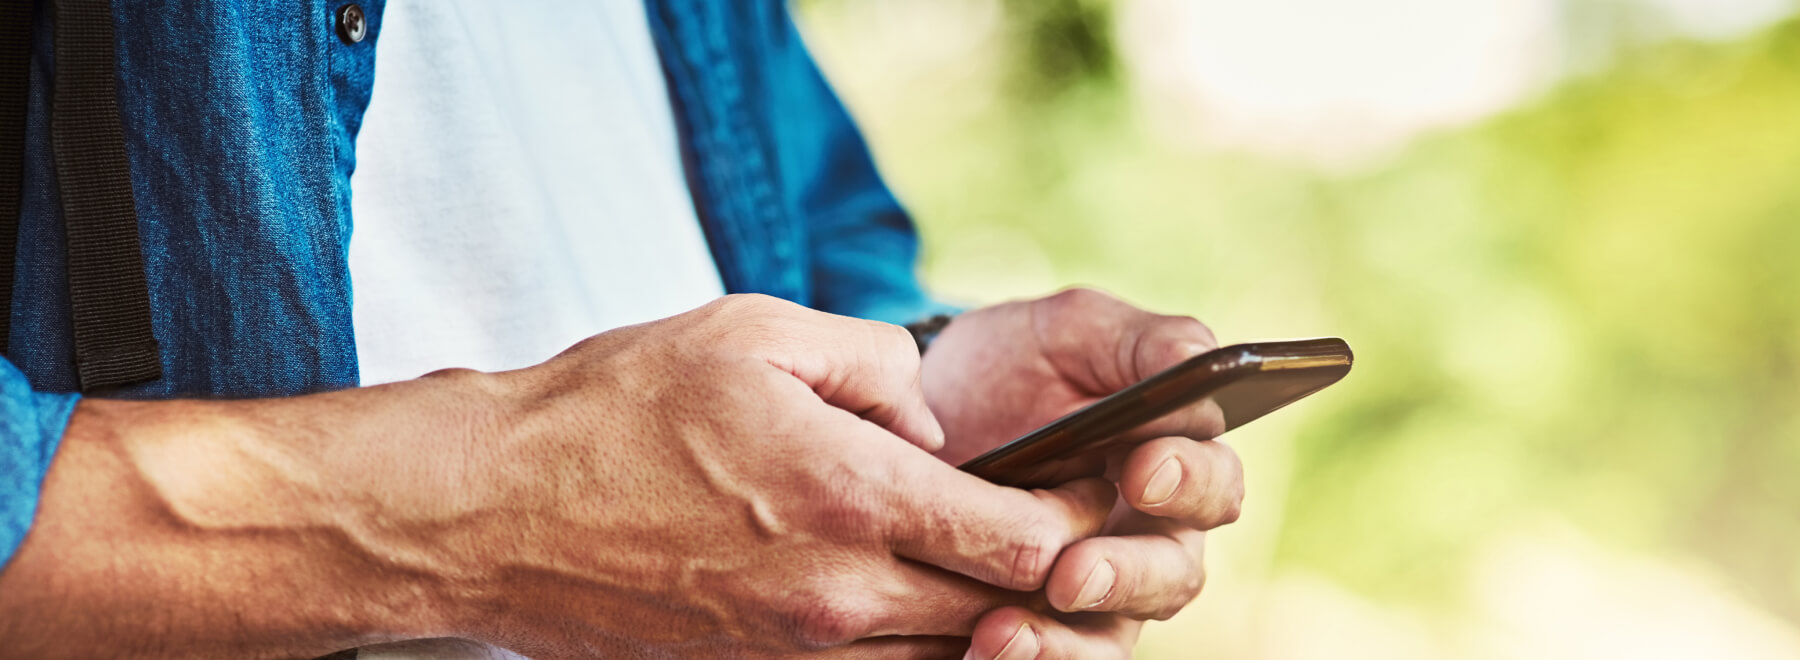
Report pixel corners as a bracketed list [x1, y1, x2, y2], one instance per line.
[796, 0, 1800, 657]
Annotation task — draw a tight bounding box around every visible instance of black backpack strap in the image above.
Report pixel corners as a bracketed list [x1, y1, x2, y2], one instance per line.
[0, 1, 30, 356]
[49, 0, 161, 391]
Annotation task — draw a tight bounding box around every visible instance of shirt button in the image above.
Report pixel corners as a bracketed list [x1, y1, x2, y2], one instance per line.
[336, 4, 367, 45]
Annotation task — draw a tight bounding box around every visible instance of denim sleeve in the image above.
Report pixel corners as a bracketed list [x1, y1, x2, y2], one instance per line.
[0, 358, 79, 568]
[762, 13, 960, 326]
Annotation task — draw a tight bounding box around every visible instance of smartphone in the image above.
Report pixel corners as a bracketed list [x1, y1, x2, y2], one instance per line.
[959, 337, 1353, 488]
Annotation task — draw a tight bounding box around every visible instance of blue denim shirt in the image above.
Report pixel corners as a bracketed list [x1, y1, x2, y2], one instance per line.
[0, 0, 950, 566]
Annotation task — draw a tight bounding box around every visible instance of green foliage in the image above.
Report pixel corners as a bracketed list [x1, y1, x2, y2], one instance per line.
[1270, 22, 1800, 618]
[804, 0, 1800, 637]
[1000, 0, 1119, 97]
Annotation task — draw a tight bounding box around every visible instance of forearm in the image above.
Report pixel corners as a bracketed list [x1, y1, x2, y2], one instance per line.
[0, 372, 506, 658]
[0, 292, 1126, 659]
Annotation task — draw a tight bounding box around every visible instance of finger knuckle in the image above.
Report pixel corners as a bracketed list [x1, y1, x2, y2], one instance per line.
[698, 296, 777, 344]
[1005, 524, 1065, 590]
[695, 294, 747, 325]
[1184, 566, 1207, 603]
[873, 321, 921, 364]
[723, 320, 799, 359]
[1223, 479, 1246, 524]
[860, 322, 922, 387]
[715, 292, 785, 315]
[1157, 315, 1217, 348]
[1158, 575, 1206, 620]
[787, 592, 877, 649]
[1139, 568, 1205, 621]
[1047, 286, 1114, 313]
[1213, 498, 1243, 527]
[1198, 466, 1246, 528]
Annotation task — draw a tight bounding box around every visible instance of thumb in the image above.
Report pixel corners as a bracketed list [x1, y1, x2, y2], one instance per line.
[1114, 314, 1226, 443]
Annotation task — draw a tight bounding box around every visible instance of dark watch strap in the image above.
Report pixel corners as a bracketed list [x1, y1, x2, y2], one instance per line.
[903, 313, 955, 354]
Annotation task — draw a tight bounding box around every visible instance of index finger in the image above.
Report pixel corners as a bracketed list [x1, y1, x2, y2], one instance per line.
[709, 295, 947, 452]
[878, 452, 1118, 592]
[1119, 436, 1244, 529]
[966, 606, 1143, 660]
[1042, 523, 1208, 620]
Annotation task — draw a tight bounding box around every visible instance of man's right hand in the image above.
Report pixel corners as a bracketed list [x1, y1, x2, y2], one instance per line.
[404, 295, 1119, 657]
[0, 295, 1115, 659]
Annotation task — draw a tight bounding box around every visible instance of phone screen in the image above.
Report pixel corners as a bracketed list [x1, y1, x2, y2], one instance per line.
[959, 338, 1352, 488]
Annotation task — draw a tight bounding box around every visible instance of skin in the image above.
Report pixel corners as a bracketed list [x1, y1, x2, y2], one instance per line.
[0, 290, 1244, 659]
[925, 288, 1243, 659]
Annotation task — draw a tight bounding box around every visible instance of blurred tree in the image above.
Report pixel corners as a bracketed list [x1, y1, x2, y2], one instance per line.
[800, 0, 1800, 651]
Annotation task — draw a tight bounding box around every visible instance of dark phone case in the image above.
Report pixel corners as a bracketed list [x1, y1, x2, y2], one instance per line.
[959, 338, 1353, 488]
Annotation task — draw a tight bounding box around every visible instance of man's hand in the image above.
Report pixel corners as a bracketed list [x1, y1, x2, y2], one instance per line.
[0, 294, 1115, 659]
[921, 288, 1246, 658]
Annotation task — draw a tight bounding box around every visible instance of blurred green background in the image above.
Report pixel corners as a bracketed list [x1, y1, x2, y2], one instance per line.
[797, 0, 1800, 657]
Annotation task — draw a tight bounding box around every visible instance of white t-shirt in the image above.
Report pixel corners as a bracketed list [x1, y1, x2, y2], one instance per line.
[348, 0, 724, 386]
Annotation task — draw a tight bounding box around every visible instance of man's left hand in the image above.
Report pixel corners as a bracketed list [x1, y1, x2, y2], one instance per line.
[920, 288, 1246, 658]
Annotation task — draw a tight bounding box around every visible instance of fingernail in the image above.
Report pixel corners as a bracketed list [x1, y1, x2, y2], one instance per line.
[1073, 559, 1116, 610]
[995, 622, 1040, 660]
[1141, 458, 1182, 506]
